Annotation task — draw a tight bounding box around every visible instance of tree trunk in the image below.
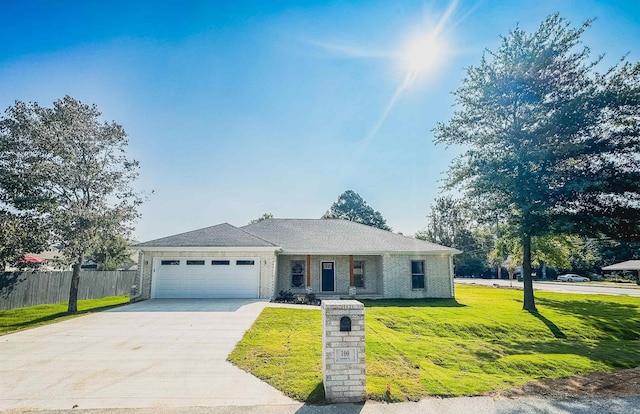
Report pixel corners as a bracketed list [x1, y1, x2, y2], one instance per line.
[541, 261, 547, 279]
[522, 234, 537, 311]
[67, 255, 82, 313]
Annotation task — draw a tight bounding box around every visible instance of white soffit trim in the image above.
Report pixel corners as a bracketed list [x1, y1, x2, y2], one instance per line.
[279, 250, 459, 256]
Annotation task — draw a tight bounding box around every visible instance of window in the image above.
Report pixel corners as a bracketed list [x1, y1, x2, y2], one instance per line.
[212, 260, 230, 265]
[353, 261, 365, 288]
[186, 260, 205, 265]
[161, 260, 180, 265]
[236, 260, 255, 265]
[291, 260, 305, 287]
[411, 260, 425, 289]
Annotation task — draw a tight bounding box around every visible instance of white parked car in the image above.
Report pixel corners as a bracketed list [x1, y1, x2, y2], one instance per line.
[557, 274, 590, 282]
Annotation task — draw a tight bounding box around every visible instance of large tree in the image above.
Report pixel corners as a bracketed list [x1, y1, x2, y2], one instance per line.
[87, 233, 134, 271]
[491, 232, 578, 276]
[0, 210, 49, 269]
[434, 15, 640, 311]
[322, 190, 391, 231]
[415, 196, 491, 276]
[0, 96, 143, 312]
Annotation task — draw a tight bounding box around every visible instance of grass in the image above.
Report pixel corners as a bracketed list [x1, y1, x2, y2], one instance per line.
[0, 295, 130, 335]
[228, 285, 640, 403]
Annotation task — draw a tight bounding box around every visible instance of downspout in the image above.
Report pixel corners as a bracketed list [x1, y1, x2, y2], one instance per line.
[272, 251, 278, 299]
[449, 255, 455, 297]
[130, 250, 145, 301]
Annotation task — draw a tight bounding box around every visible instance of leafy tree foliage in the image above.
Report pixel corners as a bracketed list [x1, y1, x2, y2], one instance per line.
[0, 210, 48, 268]
[87, 234, 134, 271]
[434, 15, 640, 311]
[492, 232, 577, 271]
[0, 96, 143, 312]
[415, 196, 491, 276]
[249, 212, 274, 224]
[322, 190, 391, 231]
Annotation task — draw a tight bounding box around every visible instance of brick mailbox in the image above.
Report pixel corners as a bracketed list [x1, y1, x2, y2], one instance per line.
[321, 300, 366, 403]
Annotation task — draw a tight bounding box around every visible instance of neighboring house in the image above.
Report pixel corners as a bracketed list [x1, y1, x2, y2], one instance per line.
[18, 246, 139, 271]
[602, 260, 640, 285]
[133, 218, 460, 301]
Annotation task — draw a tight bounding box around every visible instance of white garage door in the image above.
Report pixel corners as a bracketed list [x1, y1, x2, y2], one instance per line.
[152, 257, 260, 299]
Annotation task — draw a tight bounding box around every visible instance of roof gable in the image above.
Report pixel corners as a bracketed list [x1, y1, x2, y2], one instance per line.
[135, 223, 277, 248]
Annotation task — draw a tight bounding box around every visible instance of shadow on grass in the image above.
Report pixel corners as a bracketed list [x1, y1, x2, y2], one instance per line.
[537, 298, 640, 341]
[294, 382, 366, 412]
[301, 381, 326, 405]
[360, 298, 466, 308]
[529, 311, 567, 339]
[2, 302, 128, 333]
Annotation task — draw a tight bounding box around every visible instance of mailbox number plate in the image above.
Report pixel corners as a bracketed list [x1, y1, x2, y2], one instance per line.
[335, 347, 357, 364]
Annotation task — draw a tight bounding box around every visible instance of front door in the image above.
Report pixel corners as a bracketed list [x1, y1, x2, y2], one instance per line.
[321, 262, 335, 292]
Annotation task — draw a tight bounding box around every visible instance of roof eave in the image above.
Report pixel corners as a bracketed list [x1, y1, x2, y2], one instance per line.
[136, 246, 281, 252]
[278, 249, 460, 256]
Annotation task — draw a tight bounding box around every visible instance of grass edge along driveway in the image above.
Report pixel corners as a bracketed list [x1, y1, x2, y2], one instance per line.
[228, 285, 640, 403]
[0, 295, 130, 335]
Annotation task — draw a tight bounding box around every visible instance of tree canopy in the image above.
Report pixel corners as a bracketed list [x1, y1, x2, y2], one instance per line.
[434, 14, 640, 311]
[416, 196, 492, 276]
[87, 234, 134, 271]
[249, 212, 274, 224]
[0, 96, 143, 312]
[0, 211, 49, 269]
[322, 190, 391, 231]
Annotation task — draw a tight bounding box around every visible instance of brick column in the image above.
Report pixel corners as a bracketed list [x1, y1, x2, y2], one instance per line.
[321, 300, 366, 403]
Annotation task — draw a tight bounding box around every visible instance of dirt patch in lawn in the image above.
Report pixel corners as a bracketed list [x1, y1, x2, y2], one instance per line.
[486, 367, 640, 399]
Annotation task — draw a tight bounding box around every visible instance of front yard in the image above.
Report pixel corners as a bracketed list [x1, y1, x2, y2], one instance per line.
[0, 295, 130, 335]
[228, 285, 640, 403]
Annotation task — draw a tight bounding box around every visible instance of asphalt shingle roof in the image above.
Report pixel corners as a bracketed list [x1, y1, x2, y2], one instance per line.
[135, 223, 277, 248]
[241, 219, 460, 254]
[136, 219, 459, 254]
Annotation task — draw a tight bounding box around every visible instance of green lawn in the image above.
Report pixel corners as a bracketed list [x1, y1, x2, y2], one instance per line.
[0, 295, 130, 335]
[228, 285, 640, 403]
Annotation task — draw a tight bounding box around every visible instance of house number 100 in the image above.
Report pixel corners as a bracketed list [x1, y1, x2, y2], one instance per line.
[335, 347, 357, 363]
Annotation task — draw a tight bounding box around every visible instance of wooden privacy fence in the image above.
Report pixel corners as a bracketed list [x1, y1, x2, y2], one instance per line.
[0, 270, 136, 310]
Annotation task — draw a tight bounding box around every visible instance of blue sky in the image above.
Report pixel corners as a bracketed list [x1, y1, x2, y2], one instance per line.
[1, 0, 639, 241]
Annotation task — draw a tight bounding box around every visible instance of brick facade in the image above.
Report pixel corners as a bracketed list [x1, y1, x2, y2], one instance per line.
[276, 255, 383, 296]
[134, 251, 454, 301]
[322, 300, 366, 403]
[382, 254, 454, 298]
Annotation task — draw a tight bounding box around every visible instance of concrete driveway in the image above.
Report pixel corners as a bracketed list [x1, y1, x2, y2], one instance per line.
[0, 299, 295, 411]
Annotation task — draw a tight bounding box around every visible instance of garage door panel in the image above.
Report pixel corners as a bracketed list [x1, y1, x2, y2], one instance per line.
[153, 257, 259, 299]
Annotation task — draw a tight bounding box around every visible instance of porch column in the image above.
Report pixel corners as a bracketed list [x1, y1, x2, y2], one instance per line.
[349, 255, 354, 286]
[306, 255, 311, 287]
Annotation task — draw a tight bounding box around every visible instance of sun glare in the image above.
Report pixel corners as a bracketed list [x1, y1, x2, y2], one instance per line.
[397, 0, 457, 89]
[400, 30, 446, 88]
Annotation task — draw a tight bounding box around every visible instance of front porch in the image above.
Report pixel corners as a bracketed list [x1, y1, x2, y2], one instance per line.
[276, 254, 383, 297]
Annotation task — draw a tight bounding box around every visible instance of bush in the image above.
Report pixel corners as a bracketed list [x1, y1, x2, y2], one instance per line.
[274, 289, 294, 303]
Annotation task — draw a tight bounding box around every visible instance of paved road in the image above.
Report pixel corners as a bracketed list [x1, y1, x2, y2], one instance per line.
[10, 396, 640, 414]
[456, 278, 640, 297]
[0, 299, 294, 411]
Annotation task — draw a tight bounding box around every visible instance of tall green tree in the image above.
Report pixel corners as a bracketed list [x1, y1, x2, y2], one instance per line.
[491, 232, 577, 272]
[87, 234, 134, 271]
[0, 210, 49, 269]
[0, 96, 143, 312]
[434, 15, 640, 311]
[322, 190, 391, 231]
[415, 196, 491, 276]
